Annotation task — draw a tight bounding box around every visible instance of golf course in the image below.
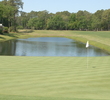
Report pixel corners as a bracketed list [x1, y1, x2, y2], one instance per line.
[1, 0, 110, 99]
[0, 30, 110, 100]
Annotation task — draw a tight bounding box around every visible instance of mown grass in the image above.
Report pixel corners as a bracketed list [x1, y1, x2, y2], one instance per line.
[0, 56, 110, 100]
[0, 30, 110, 53]
[0, 30, 110, 99]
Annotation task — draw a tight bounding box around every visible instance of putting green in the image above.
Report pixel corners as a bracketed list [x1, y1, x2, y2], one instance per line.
[0, 56, 110, 100]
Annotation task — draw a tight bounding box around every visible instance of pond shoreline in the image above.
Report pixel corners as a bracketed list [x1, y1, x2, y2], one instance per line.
[0, 30, 110, 54]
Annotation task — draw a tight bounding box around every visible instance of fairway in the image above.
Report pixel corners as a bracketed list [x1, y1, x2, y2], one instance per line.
[1, 0, 110, 99]
[0, 56, 110, 100]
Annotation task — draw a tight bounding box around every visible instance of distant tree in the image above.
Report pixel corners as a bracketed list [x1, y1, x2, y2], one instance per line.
[1, 0, 23, 32]
[1, 1, 108, 32]
[68, 13, 77, 30]
[27, 11, 38, 19]
[46, 15, 66, 30]
[91, 10, 104, 31]
[76, 10, 92, 30]
[0, 2, 15, 27]
[101, 9, 110, 30]
[17, 9, 110, 31]
[8, 0, 23, 32]
[17, 11, 28, 29]
[0, 2, 4, 23]
[37, 10, 50, 29]
[27, 10, 49, 29]
[56, 11, 70, 29]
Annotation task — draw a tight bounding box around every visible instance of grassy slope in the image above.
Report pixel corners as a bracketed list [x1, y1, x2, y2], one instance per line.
[0, 56, 110, 100]
[1, 30, 110, 53]
[24, 30, 110, 53]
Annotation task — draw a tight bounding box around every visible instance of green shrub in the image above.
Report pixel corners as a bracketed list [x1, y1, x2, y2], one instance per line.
[8, 26, 14, 32]
[0, 29, 3, 34]
[9, 26, 18, 32]
[3, 27, 8, 33]
[17, 25, 23, 29]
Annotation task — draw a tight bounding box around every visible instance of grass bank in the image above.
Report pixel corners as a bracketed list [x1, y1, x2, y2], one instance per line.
[0, 56, 110, 100]
[0, 30, 110, 53]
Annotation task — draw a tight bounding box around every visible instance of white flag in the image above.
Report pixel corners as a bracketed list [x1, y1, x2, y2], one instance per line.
[86, 41, 89, 48]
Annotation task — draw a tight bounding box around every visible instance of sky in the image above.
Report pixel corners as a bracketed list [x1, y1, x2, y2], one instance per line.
[1, 0, 110, 13]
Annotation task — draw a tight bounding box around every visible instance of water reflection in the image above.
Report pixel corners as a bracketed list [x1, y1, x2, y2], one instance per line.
[0, 37, 109, 56]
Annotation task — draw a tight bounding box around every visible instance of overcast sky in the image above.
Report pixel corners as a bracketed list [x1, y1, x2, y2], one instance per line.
[1, 0, 110, 13]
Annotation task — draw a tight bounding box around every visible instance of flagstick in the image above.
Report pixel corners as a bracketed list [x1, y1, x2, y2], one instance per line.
[86, 41, 89, 69]
[87, 47, 89, 69]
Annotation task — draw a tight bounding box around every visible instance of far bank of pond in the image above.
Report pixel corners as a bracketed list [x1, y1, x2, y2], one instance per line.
[0, 37, 109, 56]
[0, 30, 110, 54]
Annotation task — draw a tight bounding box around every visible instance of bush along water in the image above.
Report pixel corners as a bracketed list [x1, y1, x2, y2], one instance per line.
[3, 27, 8, 33]
[0, 29, 3, 34]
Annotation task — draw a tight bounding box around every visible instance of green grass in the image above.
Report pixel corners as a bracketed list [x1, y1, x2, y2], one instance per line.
[0, 30, 110, 99]
[1, 30, 110, 53]
[24, 30, 110, 53]
[0, 56, 110, 100]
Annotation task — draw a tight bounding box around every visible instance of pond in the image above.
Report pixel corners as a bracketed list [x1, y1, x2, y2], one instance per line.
[0, 37, 109, 56]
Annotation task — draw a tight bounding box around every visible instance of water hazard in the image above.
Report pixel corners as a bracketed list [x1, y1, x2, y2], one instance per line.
[0, 37, 109, 56]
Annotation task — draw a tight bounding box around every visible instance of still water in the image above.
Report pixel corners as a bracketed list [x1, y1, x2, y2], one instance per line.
[0, 37, 109, 56]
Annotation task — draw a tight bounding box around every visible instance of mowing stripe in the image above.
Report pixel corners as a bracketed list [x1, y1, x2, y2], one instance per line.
[0, 56, 110, 100]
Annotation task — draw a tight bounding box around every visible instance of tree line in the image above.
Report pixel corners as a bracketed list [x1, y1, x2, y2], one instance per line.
[0, 0, 110, 32]
[0, 0, 23, 32]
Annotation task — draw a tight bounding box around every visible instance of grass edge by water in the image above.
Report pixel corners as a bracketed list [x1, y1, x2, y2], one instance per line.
[0, 30, 110, 54]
